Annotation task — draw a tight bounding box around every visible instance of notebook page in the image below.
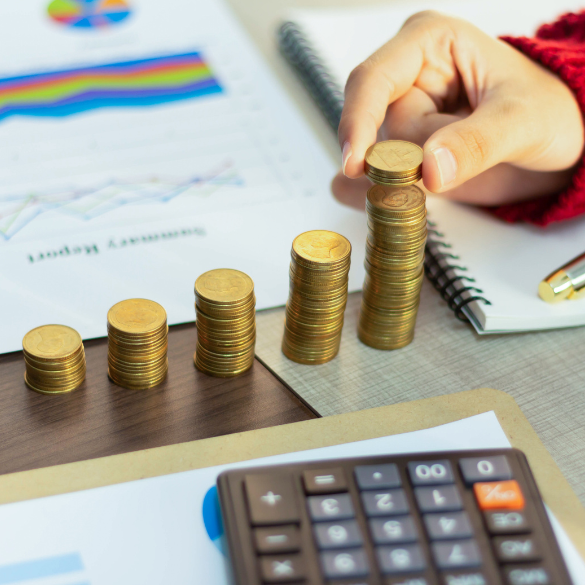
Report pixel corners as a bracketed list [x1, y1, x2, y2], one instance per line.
[288, 0, 585, 87]
[288, 0, 585, 332]
[426, 198, 585, 331]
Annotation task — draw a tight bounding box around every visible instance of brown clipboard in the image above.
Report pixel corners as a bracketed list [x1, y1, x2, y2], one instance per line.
[0, 387, 582, 559]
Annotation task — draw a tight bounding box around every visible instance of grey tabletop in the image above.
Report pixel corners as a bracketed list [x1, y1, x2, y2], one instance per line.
[227, 0, 585, 506]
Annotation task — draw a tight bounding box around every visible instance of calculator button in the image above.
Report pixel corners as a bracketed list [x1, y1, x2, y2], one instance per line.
[328, 581, 374, 585]
[245, 474, 300, 526]
[355, 464, 401, 489]
[431, 540, 482, 569]
[386, 578, 429, 585]
[414, 486, 463, 513]
[328, 581, 375, 585]
[440, 572, 488, 585]
[473, 481, 525, 510]
[254, 526, 300, 554]
[259, 554, 305, 582]
[314, 520, 363, 549]
[308, 494, 354, 521]
[376, 544, 426, 574]
[424, 511, 473, 540]
[303, 468, 347, 494]
[369, 516, 418, 544]
[320, 548, 370, 578]
[503, 565, 551, 585]
[459, 456, 512, 484]
[408, 460, 454, 485]
[493, 536, 541, 562]
[361, 489, 409, 516]
[484, 510, 530, 534]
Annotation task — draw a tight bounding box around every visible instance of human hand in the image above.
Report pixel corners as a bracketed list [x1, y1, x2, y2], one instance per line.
[332, 11, 584, 209]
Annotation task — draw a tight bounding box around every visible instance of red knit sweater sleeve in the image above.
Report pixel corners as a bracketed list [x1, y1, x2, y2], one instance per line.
[493, 12, 585, 226]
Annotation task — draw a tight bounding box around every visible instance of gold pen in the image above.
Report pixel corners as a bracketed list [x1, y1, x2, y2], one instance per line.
[539, 251, 585, 303]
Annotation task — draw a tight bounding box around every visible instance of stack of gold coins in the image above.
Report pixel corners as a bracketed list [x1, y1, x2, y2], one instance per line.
[194, 269, 256, 377]
[22, 325, 86, 394]
[107, 299, 168, 389]
[282, 230, 351, 364]
[358, 140, 426, 350]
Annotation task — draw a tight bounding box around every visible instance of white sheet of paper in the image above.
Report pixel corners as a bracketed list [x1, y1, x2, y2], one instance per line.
[289, 0, 585, 87]
[0, 412, 582, 584]
[0, 0, 366, 354]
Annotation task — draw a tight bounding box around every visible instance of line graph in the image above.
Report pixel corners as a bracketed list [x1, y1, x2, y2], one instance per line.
[0, 162, 244, 241]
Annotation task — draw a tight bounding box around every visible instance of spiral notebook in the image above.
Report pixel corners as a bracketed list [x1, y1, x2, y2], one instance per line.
[278, 0, 585, 333]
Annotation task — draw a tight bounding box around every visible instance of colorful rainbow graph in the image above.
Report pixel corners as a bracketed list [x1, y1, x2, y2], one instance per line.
[0, 52, 223, 122]
[48, 0, 132, 29]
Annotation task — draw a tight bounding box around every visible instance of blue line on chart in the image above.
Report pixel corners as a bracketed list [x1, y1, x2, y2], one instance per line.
[0, 165, 245, 242]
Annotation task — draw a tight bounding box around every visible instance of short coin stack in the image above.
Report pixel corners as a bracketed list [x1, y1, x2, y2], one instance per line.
[107, 298, 168, 389]
[282, 230, 351, 364]
[194, 269, 256, 377]
[359, 140, 427, 350]
[22, 325, 86, 394]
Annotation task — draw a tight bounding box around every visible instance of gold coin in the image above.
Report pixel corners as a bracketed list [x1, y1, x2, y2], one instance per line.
[367, 184, 425, 214]
[292, 230, 351, 265]
[195, 269, 254, 305]
[22, 325, 82, 361]
[108, 299, 166, 336]
[364, 140, 423, 177]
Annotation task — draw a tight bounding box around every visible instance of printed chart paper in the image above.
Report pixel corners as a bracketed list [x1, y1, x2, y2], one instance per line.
[0, 0, 366, 354]
[0, 412, 582, 584]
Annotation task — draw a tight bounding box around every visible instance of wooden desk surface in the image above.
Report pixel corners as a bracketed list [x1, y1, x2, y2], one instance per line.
[0, 324, 316, 476]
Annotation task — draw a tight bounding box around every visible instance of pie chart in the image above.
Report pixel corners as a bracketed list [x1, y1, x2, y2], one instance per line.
[47, 0, 132, 29]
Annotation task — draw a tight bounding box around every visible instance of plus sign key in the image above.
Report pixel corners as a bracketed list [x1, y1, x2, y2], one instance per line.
[245, 474, 300, 525]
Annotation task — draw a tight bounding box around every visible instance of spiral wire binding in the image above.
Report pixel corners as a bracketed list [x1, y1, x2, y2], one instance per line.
[425, 224, 491, 322]
[278, 22, 344, 132]
[278, 22, 492, 324]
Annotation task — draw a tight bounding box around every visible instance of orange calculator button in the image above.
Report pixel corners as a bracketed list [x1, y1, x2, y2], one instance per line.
[473, 480, 525, 510]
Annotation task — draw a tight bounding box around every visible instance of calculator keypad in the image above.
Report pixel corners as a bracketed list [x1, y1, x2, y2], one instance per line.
[218, 449, 571, 585]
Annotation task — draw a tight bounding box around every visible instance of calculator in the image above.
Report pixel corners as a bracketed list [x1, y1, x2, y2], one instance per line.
[216, 449, 572, 585]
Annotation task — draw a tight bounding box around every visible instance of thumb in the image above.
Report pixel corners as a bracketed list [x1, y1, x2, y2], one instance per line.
[422, 99, 518, 193]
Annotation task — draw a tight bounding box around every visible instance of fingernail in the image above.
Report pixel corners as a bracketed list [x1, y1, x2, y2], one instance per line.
[431, 147, 457, 188]
[342, 141, 352, 176]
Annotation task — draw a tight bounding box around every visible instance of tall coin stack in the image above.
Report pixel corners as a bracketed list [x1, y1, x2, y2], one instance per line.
[358, 140, 427, 349]
[194, 269, 256, 377]
[107, 298, 168, 389]
[23, 325, 86, 394]
[282, 230, 351, 364]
